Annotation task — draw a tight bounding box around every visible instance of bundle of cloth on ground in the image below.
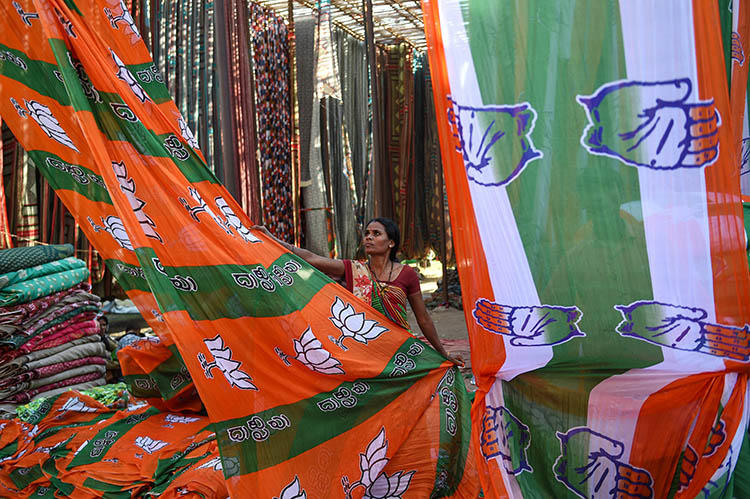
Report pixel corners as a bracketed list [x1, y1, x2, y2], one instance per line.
[0, 389, 226, 498]
[0, 245, 108, 414]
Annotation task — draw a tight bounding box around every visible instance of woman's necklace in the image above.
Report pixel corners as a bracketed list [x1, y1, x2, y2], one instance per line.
[370, 260, 394, 282]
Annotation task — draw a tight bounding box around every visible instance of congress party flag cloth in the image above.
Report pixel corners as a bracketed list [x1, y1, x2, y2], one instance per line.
[0, 1, 479, 497]
[423, 0, 750, 498]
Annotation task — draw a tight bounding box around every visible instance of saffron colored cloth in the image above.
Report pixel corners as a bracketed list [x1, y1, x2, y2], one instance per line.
[0, 391, 226, 498]
[0, 1, 479, 497]
[0, 243, 73, 274]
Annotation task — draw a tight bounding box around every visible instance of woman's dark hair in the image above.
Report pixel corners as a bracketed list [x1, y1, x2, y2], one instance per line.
[366, 217, 400, 261]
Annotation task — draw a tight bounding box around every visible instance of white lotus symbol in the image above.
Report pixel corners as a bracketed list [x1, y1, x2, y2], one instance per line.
[329, 297, 388, 350]
[134, 436, 168, 454]
[342, 428, 415, 499]
[293, 328, 344, 375]
[24, 99, 79, 152]
[276, 476, 307, 499]
[164, 414, 200, 424]
[58, 397, 97, 413]
[197, 456, 222, 471]
[197, 334, 257, 390]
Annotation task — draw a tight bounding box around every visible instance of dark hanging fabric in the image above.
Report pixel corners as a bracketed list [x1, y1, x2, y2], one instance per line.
[374, 46, 391, 221]
[407, 54, 428, 259]
[326, 96, 358, 259]
[379, 44, 414, 256]
[229, 0, 261, 219]
[334, 29, 371, 243]
[423, 60, 454, 265]
[0, 120, 10, 249]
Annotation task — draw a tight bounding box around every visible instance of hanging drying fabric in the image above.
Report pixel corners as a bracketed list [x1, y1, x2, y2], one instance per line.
[423, 0, 750, 497]
[0, 1, 479, 497]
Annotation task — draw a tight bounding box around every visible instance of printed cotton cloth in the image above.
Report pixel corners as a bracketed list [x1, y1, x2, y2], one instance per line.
[423, 1, 750, 497]
[0, 243, 73, 274]
[0, 1, 479, 496]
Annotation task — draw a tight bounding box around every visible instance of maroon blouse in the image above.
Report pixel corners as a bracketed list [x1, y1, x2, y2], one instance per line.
[343, 260, 420, 296]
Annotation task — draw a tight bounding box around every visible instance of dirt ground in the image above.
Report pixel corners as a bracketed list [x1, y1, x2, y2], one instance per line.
[405, 260, 476, 389]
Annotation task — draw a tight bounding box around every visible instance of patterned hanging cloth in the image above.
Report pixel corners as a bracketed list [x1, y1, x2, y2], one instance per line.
[0, 1, 479, 496]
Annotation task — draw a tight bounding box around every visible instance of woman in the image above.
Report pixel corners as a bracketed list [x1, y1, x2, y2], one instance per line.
[253, 218, 463, 365]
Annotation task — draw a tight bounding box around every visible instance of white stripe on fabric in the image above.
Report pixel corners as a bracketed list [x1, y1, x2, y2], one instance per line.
[587, 0, 724, 467]
[437, 0, 551, 381]
[484, 383, 524, 497]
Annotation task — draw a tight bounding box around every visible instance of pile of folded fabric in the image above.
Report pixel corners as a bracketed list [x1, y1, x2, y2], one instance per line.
[0, 244, 109, 414]
[0, 390, 226, 497]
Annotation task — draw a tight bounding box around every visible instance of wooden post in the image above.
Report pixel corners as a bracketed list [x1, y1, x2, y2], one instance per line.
[363, 0, 381, 213]
[287, 0, 301, 245]
[439, 157, 449, 306]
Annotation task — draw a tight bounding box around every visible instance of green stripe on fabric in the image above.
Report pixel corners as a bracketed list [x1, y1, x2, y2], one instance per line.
[66, 407, 160, 468]
[37, 42, 218, 185]
[214, 337, 444, 477]
[29, 150, 111, 204]
[431, 368, 472, 497]
[35, 413, 115, 444]
[123, 61, 172, 104]
[0, 440, 18, 461]
[0, 43, 71, 105]
[31, 485, 57, 498]
[718, 0, 733, 89]
[105, 258, 152, 293]
[463, 2, 663, 494]
[10, 463, 43, 489]
[136, 249, 328, 320]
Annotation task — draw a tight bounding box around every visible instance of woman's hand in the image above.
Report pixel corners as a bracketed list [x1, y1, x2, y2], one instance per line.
[445, 353, 465, 367]
[251, 225, 272, 238]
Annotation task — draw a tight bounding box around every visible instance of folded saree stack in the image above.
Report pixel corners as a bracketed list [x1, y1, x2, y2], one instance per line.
[0, 245, 108, 414]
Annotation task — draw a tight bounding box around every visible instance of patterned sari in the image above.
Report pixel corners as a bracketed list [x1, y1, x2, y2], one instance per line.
[348, 261, 410, 330]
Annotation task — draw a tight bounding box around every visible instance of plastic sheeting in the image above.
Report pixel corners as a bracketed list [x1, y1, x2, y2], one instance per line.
[0, 0, 478, 496]
[423, 0, 750, 497]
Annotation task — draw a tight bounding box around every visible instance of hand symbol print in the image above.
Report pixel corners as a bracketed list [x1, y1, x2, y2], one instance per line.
[473, 299, 584, 347]
[615, 301, 750, 362]
[447, 97, 542, 187]
[578, 79, 719, 170]
[554, 427, 654, 498]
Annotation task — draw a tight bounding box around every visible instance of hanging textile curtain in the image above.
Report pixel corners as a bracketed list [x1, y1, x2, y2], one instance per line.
[302, 1, 337, 257]
[0, 1, 479, 496]
[424, 0, 750, 497]
[248, 3, 294, 243]
[335, 29, 372, 239]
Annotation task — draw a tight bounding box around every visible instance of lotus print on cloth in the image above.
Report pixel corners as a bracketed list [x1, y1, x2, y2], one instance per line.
[12, 98, 79, 152]
[615, 301, 750, 361]
[275, 476, 307, 499]
[197, 334, 257, 390]
[58, 397, 98, 414]
[290, 327, 344, 374]
[342, 428, 415, 499]
[134, 436, 168, 455]
[473, 299, 585, 347]
[329, 297, 388, 350]
[577, 79, 720, 170]
[447, 97, 542, 186]
[554, 427, 654, 498]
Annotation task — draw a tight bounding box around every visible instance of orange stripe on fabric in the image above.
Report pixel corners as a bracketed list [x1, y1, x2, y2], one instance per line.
[422, 1, 508, 498]
[676, 375, 747, 498]
[694, 0, 750, 330]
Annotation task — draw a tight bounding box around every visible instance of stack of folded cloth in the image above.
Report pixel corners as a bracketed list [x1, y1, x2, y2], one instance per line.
[0, 244, 108, 412]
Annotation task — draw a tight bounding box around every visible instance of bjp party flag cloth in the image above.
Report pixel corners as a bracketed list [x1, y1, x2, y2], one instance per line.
[423, 0, 750, 498]
[0, 1, 479, 497]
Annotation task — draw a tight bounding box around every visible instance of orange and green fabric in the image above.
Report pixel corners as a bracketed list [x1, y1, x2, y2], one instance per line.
[423, 0, 750, 497]
[0, 1, 478, 496]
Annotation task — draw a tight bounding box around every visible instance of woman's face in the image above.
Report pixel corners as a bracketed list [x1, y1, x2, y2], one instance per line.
[363, 221, 392, 257]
